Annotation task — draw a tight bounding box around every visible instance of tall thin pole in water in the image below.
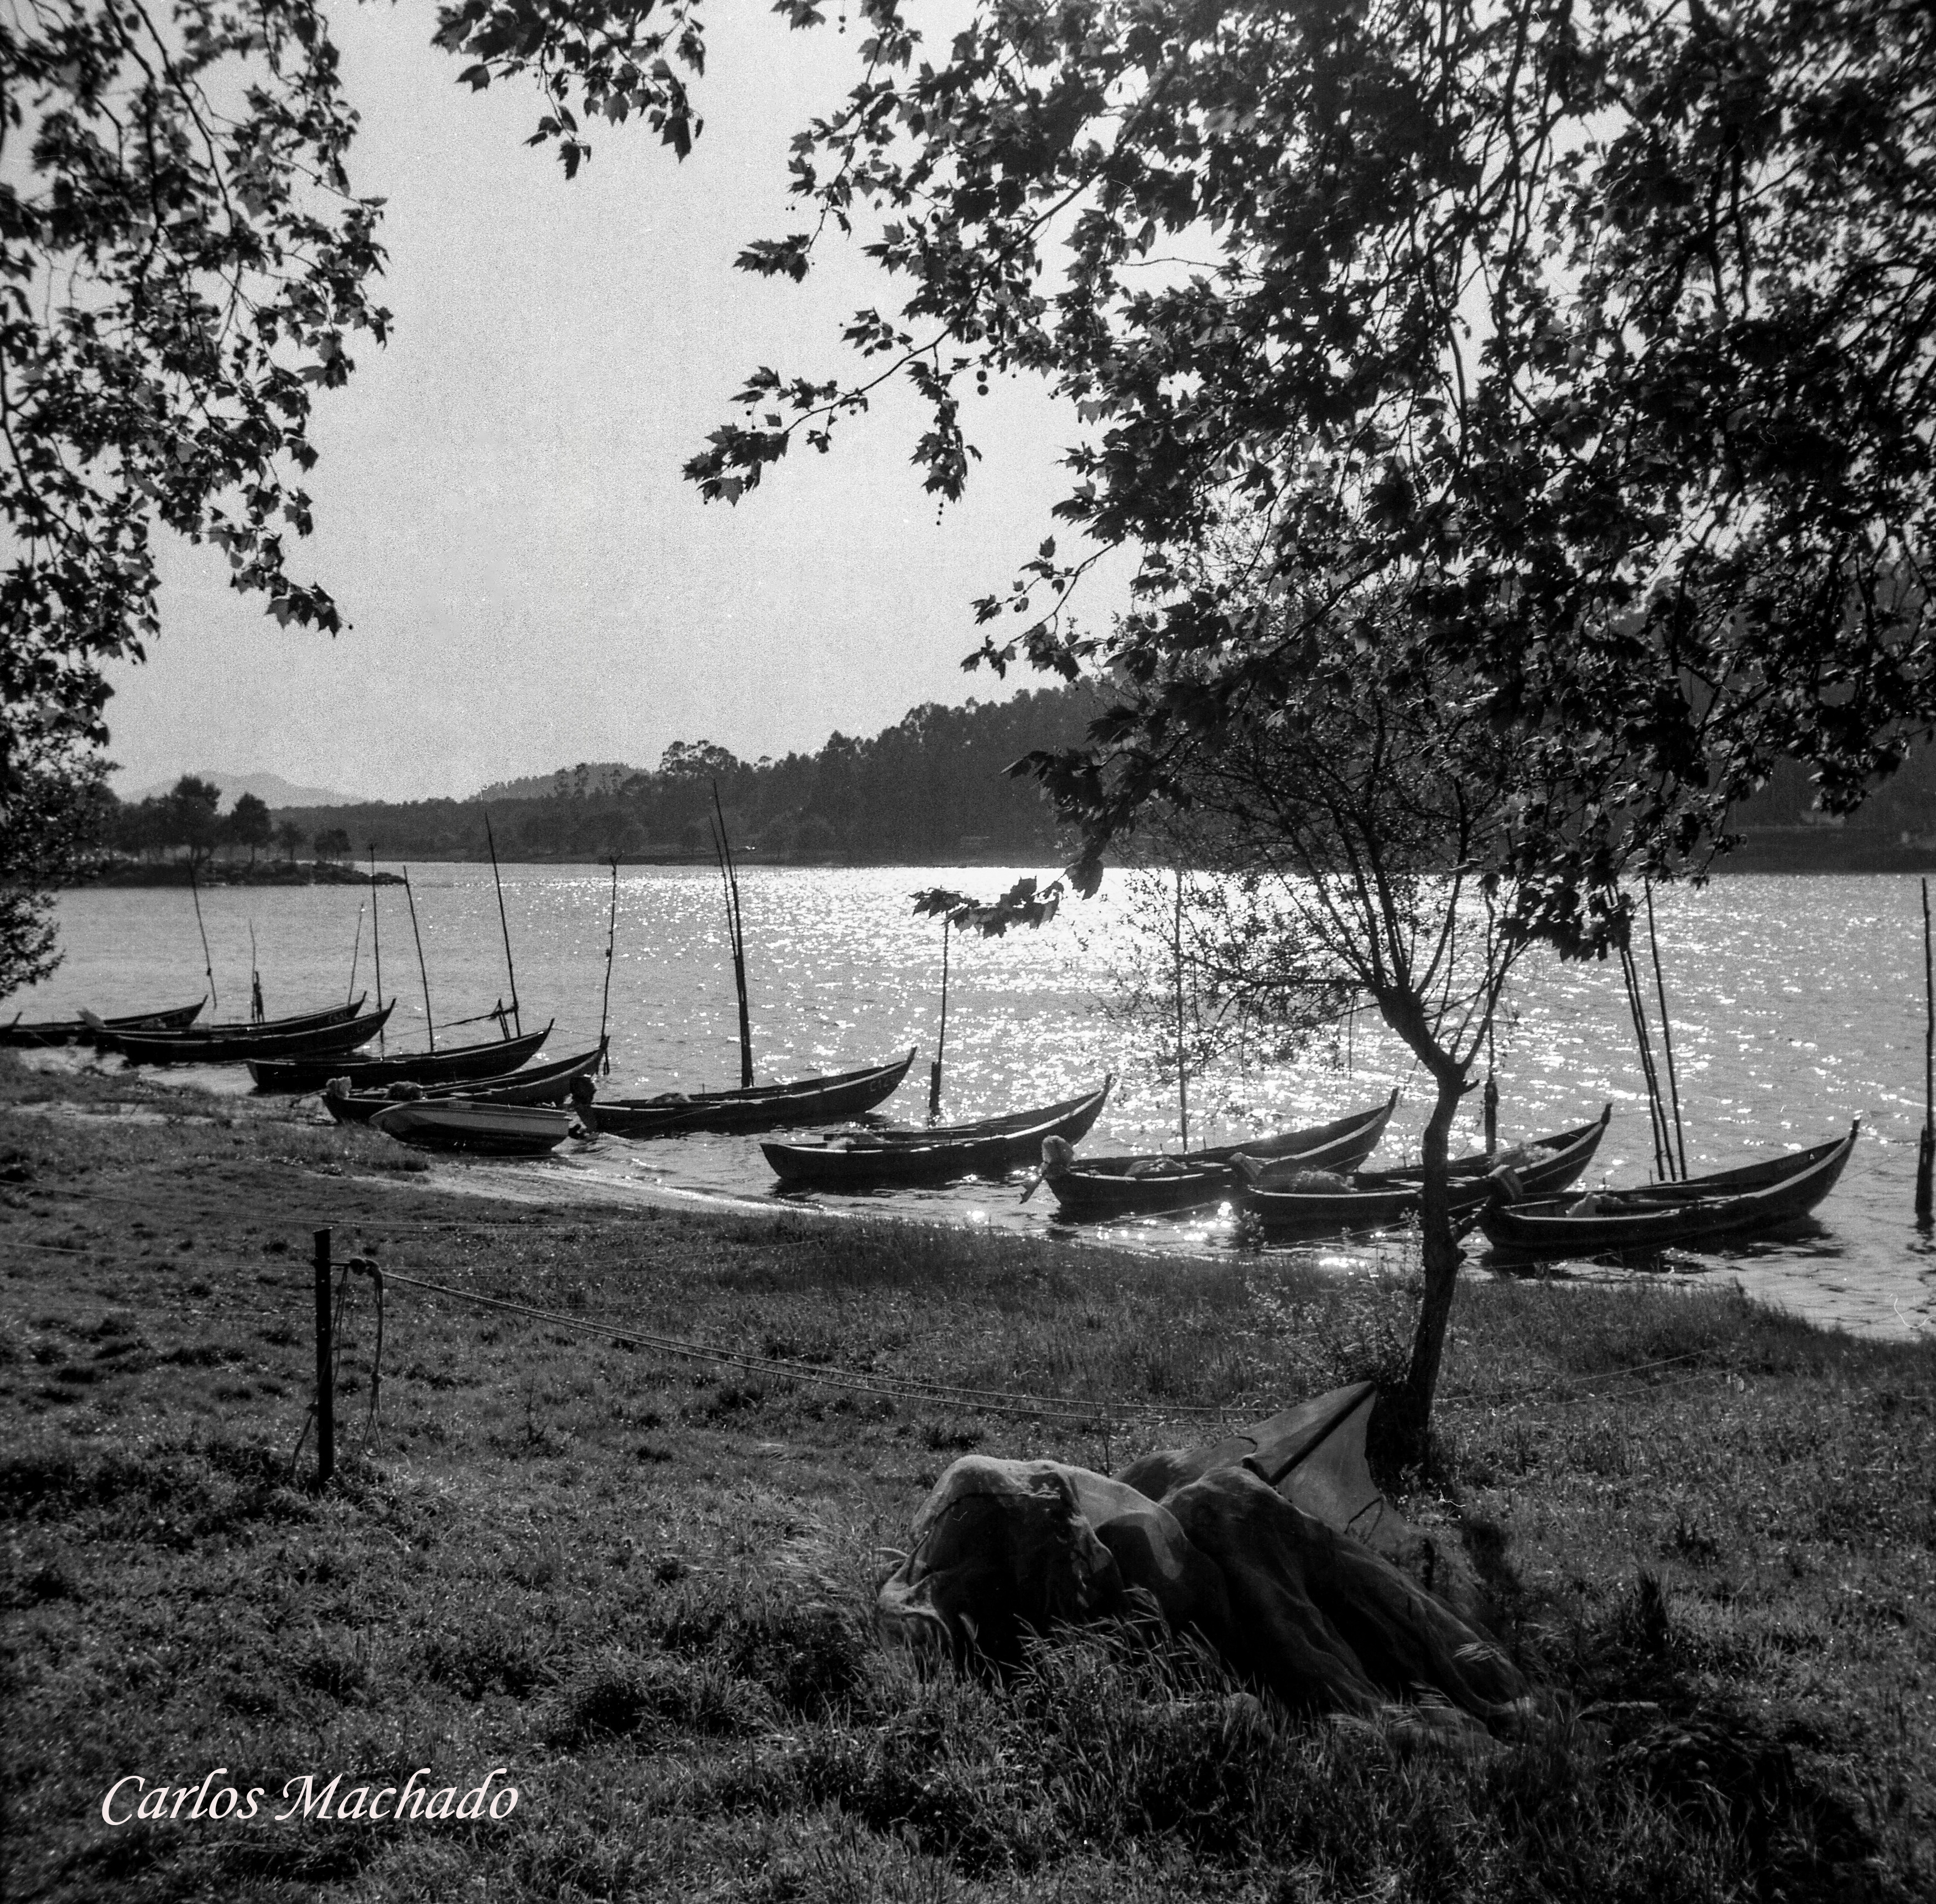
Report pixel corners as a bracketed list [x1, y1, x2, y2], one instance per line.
[599, 857, 618, 1075]
[368, 845, 386, 1054]
[711, 783, 752, 1089]
[189, 864, 218, 1014]
[1483, 1017, 1499, 1156]
[1619, 935, 1672, 1181]
[1644, 882, 1688, 1179]
[248, 921, 264, 1024]
[1173, 867, 1190, 1154]
[1919, 879, 1933, 1222]
[929, 916, 951, 1122]
[403, 869, 435, 1053]
[346, 903, 364, 1007]
[484, 814, 521, 1038]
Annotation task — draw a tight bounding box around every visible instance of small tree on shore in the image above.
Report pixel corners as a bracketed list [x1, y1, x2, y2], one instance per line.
[165, 778, 223, 872]
[228, 794, 272, 868]
[274, 821, 307, 865]
[312, 827, 352, 863]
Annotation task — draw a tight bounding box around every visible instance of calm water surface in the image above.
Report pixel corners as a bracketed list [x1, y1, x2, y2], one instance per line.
[20, 866, 1936, 1339]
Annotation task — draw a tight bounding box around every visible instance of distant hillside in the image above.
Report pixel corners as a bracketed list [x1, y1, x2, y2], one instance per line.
[474, 762, 644, 802]
[123, 769, 358, 810]
[1716, 741, 1936, 871]
[263, 688, 1106, 865]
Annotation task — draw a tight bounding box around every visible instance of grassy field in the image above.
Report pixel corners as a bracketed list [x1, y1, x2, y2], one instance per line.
[2, 1051, 1933, 1902]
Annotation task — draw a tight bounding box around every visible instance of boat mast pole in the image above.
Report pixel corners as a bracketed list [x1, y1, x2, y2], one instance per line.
[1173, 867, 1190, 1154]
[1919, 878, 1933, 1223]
[1644, 881, 1688, 1179]
[189, 864, 218, 1014]
[484, 813, 521, 1038]
[346, 903, 364, 1007]
[929, 916, 950, 1123]
[403, 868, 435, 1053]
[599, 856, 618, 1076]
[368, 844, 385, 1055]
[1619, 935, 1673, 1181]
[712, 783, 752, 1089]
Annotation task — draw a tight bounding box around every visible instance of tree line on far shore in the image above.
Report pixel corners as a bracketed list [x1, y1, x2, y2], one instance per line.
[95, 777, 356, 870]
[89, 688, 1101, 870]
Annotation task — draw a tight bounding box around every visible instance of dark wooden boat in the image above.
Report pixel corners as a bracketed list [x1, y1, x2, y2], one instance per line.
[762, 1079, 1114, 1188]
[91, 997, 365, 1051]
[592, 1049, 918, 1139]
[1040, 1089, 1401, 1221]
[1477, 1123, 1859, 1258]
[1237, 1107, 1611, 1237]
[249, 1021, 555, 1094]
[369, 1099, 574, 1158]
[321, 1043, 606, 1125]
[112, 1002, 393, 1067]
[1, 1000, 206, 1048]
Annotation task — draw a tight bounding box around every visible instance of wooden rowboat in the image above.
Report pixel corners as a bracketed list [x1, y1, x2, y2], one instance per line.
[762, 1079, 1113, 1188]
[1040, 1090, 1401, 1221]
[1236, 1107, 1611, 1237]
[249, 1021, 555, 1094]
[91, 997, 362, 1052]
[112, 1002, 392, 1067]
[1, 1000, 206, 1048]
[1477, 1123, 1859, 1258]
[320, 1043, 606, 1125]
[369, 1099, 575, 1158]
[592, 1049, 917, 1139]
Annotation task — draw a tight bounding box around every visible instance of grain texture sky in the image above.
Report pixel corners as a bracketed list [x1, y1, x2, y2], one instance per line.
[103, 2, 1127, 802]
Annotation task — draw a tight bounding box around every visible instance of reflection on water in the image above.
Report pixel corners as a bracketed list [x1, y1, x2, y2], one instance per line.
[22, 865, 1936, 1339]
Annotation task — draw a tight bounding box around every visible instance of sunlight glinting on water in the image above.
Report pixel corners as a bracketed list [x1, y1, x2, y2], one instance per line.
[25, 865, 1936, 1338]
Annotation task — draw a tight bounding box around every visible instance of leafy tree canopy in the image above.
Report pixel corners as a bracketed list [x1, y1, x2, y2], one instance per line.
[2, 0, 388, 991]
[471, 0, 1934, 942]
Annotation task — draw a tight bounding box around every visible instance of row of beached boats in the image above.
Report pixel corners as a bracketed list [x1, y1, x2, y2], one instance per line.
[19, 984, 1857, 1261]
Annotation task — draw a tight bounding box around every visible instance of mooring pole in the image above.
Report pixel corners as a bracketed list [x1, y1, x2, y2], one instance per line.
[313, 1228, 335, 1487]
[403, 868, 435, 1053]
[1644, 881, 1689, 1179]
[1483, 1018, 1499, 1156]
[929, 917, 950, 1123]
[484, 814, 521, 1038]
[346, 902, 365, 1007]
[248, 920, 264, 1025]
[369, 845, 386, 1055]
[1919, 879, 1933, 1224]
[1173, 868, 1190, 1154]
[1620, 935, 1672, 1182]
[189, 865, 218, 1014]
[711, 784, 752, 1089]
[599, 856, 618, 1075]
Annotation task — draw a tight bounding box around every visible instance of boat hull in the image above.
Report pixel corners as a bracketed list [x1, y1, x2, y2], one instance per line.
[593, 1049, 916, 1138]
[0, 1000, 205, 1048]
[93, 998, 361, 1053]
[112, 1002, 391, 1067]
[369, 1099, 573, 1157]
[1478, 1124, 1858, 1258]
[1044, 1091, 1400, 1221]
[322, 1043, 606, 1125]
[762, 1080, 1113, 1188]
[1240, 1109, 1611, 1237]
[251, 1022, 555, 1094]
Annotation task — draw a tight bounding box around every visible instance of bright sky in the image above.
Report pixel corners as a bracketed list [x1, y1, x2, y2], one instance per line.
[102, 2, 1129, 802]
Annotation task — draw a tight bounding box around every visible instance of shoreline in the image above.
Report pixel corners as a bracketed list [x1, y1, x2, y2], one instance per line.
[4, 1053, 1934, 1900]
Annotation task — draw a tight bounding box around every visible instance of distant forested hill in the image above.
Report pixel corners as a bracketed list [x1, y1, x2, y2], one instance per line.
[266, 687, 1106, 865]
[1717, 740, 1936, 871]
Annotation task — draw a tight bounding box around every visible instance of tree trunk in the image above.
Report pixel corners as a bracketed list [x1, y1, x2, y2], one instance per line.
[1387, 1065, 1467, 1474]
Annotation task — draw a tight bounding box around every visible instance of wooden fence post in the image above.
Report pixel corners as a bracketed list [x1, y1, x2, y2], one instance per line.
[314, 1227, 335, 1486]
